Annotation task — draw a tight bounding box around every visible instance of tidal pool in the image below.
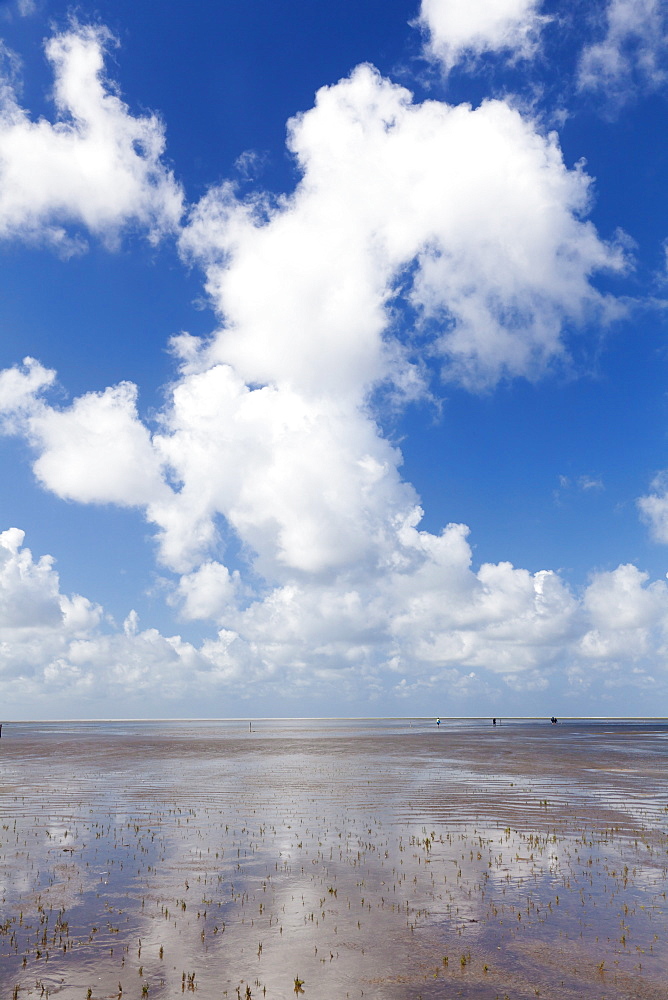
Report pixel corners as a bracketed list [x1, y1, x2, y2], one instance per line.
[1, 718, 667, 999]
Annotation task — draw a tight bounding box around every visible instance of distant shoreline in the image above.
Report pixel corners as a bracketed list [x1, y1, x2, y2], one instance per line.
[3, 714, 667, 724]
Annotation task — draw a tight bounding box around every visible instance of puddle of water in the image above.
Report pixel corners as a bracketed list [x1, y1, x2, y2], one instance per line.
[1, 719, 667, 1000]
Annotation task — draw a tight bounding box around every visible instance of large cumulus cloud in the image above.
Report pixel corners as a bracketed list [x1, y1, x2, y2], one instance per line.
[0, 62, 626, 587]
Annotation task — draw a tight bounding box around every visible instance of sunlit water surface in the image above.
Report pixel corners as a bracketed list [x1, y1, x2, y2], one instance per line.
[1, 718, 667, 999]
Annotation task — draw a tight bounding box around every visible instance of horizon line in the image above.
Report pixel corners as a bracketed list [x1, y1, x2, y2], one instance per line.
[3, 715, 667, 723]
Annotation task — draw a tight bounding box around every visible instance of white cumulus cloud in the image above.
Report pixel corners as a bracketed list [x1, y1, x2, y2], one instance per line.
[2, 524, 668, 712]
[183, 65, 625, 396]
[0, 527, 210, 708]
[417, 0, 547, 74]
[156, 64, 625, 577]
[28, 381, 169, 508]
[0, 528, 101, 683]
[579, 563, 668, 661]
[0, 23, 182, 251]
[0, 360, 170, 508]
[0, 357, 55, 425]
[637, 471, 668, 543]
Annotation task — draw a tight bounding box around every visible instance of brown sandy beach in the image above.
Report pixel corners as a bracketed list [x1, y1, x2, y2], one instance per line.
[1, 718, 667, 999]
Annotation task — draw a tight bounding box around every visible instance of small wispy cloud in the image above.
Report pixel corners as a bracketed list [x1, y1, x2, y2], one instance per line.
[234, 149, 269, 182]
[554, 473, 605, 503]
[577, 0, 668, 106]
[578, 474, 605, 492]
[638, 471, 668, 543]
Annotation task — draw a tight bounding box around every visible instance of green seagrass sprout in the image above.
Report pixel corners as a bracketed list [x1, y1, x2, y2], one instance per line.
[293, 976, 305, 994]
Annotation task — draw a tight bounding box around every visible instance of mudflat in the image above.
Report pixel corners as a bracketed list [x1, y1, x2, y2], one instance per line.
[1, 718, 666, 999]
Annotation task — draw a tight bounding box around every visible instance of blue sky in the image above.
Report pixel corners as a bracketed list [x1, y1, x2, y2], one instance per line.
[1, 0, 668, 720]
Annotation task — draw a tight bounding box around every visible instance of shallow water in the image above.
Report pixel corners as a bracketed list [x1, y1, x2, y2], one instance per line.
[1, 718, 667, 999]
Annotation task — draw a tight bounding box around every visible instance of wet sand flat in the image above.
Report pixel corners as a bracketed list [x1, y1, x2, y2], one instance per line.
[1, 718, 667, 999]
